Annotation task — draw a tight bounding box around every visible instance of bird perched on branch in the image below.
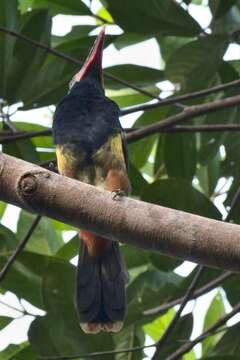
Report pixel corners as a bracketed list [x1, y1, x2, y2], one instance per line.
[52, 28, 130, 333]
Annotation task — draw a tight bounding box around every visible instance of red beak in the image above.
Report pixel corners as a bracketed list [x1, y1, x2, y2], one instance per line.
[73, 27, 105, 85]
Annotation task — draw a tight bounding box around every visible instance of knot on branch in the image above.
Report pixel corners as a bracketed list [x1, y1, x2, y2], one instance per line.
[18, 173, 38, 196]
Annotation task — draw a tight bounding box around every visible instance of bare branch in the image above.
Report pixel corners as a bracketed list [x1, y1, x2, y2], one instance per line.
[3, 124, 240, 145]
[126, 94, 240, 143]
[143, 271, 232, 316]
[38, 344, 155, 360]
[152, 265, 205, 359]
[0, 215, 41, 283]
[121, 78, 240, 115]
[166, 302, 240, 360]
[1, 153, 240, 271]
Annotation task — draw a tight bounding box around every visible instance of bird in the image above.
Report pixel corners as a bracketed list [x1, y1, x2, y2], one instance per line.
[52, 28, 130, 334]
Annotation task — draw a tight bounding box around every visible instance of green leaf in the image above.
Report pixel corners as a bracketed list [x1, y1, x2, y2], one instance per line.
[210, 0, 238, 19]
[197, 152, 220, 197]
[114, 325, 144, 360]
[0, 224, 18, 253]
[143, 308, 175, 341]
[0, 0, 19, 100]
[31, 0, 91, 15]
[164, 132, 197, 181]
[129, 108, 168, 169]
[114, 33, 151, 50]
[105, 64, 164, 90]
[126, 268, 182, 326]
[105, 0, 202, 36]
[17, 210, 63, 255]
[141, 178, 221, 219]
[202, 292, 225, 355]
[166, 35, 229, 92]
[209, 322, 240, 357]
[0, 201, 6, 219]
[56, 235, 79, 260]
[0, 316, 13, 330]
[6, 10, 52, 105]
[0, 252, 49, 308]
[29, 258, 115, 357]
[0, 343, 30, 360]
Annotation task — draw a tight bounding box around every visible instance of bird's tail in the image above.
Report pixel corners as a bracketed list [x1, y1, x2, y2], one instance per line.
[75, 232, 127, 333]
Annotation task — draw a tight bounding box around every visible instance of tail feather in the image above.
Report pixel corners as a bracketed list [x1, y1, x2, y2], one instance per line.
[75, 238, 127, 333]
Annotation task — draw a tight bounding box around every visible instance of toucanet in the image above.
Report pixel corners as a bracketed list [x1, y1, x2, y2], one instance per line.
[53, 28, 130, 333]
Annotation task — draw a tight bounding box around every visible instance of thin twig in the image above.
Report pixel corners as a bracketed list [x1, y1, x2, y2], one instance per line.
[126, 94, 240, 143]
[143, 271, 232, 316]
[121, 78, 240, 115]
[0, 26, 169, 103]
[0, 215, 41, 283]
[152, 181, 240, 359]
[3, 124, 240, 145]
[166, 302, 240, 360]
[0, 129, 51, 143]
[38, 343, 155, 360]
[152, 266, 205, 359]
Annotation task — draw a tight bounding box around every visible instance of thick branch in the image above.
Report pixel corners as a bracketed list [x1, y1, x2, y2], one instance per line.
[1, 153, 240, 271]
[127, 94, 240, 143]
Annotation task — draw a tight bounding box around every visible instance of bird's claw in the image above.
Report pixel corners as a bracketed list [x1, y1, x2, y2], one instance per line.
[112, 189, 126, 201]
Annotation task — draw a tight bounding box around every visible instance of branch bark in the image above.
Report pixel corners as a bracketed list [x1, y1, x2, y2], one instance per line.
[1, 152, 240, 271]
[127, 94, 240, 143]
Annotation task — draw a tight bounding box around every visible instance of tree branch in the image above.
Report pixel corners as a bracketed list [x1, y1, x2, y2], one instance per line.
[121, 78, 240, 115]
[3, 124, 240, 145]
[0, 26, 167, 103]
[151, 180, 240, 358]
[166, 301, 240, 360]
[0, 215, 41, 283]
[1, 153, 240, 271]
[152, 265, 205, 359]
[38, 344, 155, 360]
[126, 94, 240, 143]
[144, 271, 232, 316]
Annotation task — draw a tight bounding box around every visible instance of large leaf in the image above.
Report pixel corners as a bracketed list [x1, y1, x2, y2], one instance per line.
[202, 292, 225, 355]
[6, 10, 52, 105]
[0, 0, 19, 99]
[209, 0, 238, 19]
[209, 323, 240, 357]
[141, 178, 221, 219]
[17, 210, 63, 256]
[29, 258, 115, 357]
[0, 316, 13, 330]
[31, 0, 91, 15]
[164, 132, 197, 181]
[0, 251, 48, 308]
[166, 35, 229, 92]
[105, 0, 202, 36]
[105, 65, 164, 90]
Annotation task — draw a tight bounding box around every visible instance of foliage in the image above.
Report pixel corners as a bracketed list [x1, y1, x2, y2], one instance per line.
[0, 0, 240, 359]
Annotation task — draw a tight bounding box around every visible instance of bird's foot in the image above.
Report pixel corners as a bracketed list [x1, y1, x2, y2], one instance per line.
[112, 189, 126, 201]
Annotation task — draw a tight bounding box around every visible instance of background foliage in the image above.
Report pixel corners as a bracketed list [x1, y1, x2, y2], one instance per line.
[1, 0, 240, 359]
